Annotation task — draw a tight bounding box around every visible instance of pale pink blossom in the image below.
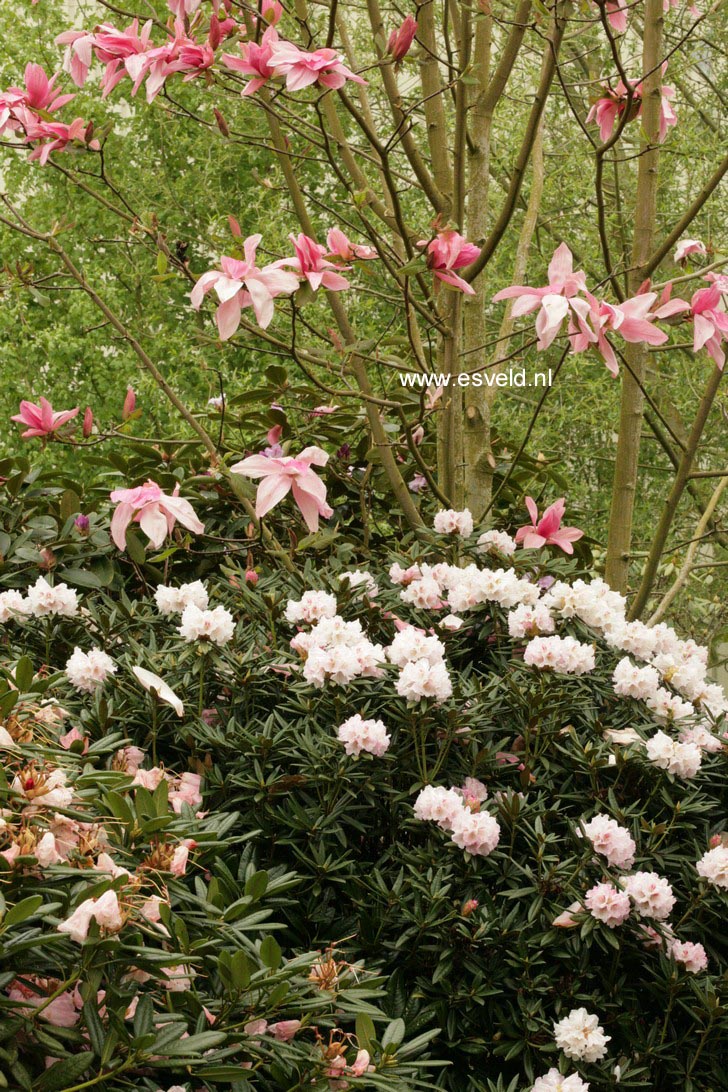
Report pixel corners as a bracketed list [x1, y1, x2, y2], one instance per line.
[222, 27, 279, 96]
[433, 508, 474, 536]
[623, 871, 676, 920]
[279, 233, 350, 292]
[109, 480, 204, 550]
[688, 284, 728, 369]
[11, 397, 79, 439]
[515, 497, 583, 554]
[337, 714, 391, 757]
[268, 40, 366, 91]
[56, 30, 96, 87]
[269, 1019, 301, 1040]
[580, 815, 636, 869]
[585, 882, 631, 927]
[674, 238, 707, 264]
[422, 230, 480, 295]
[231, 446, 333, 532]
[191, 235, 300, 336]
[669, 939, 708, 973]
[493, 243, 593, 349]
[326, 228, 378, 262]
[132, 666, 184, 717]
[58, 889, 123, 943]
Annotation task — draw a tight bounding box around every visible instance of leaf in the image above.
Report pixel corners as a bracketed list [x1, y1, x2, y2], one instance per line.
[82, 1001, 106, 1056]
[244, 870, 268, 901]
[355, 1014, 376, 1053]
[58, 568, 103, 589]
[259, 934, 282, 970]
[124, 529, 146, 565]
[13, 656, 34, 693]
[230, 950, 251, 990]
[1, 896, 43, 932]
[381, 1018, 405, 1053]
[35, 1054, 92, 1091]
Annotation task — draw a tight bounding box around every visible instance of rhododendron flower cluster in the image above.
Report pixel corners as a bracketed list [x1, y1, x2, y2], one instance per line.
[433, 507, 474, 536]
[531, 1070, 590, 1092]
[154, 580, 209, 615]
[179, 603, 235, 646]
[523, 635, 596, 675]
[696, 844, 728, 889]
[337, 714, 391, 756]
[65, 647, 117, 692]
[580, 815, 636, 870]
[623, 872, 676, 920]
[553, 1008, 610, 1062]
[584, 882, 631, 928]
[414, 784, 501, 858]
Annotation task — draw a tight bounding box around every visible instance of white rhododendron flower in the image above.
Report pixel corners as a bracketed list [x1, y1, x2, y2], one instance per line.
[337, 714, 390, 756]
[695, 844, 728, 889]
[339, 570, 379, 597]
[178, 604, 235, 646]
[580, 815, 636, 870]
[0, 590, 30, 623]
[477, 529, 516, 556]
[645, 730, 702, 778]
[285, 589, 338, 624]
[553, 1007, 610, 1062]
[433, 508, 474, 536]
[154, 581, 209, 615]
[65, 647, 117, 693]
[26, 576, 79, 618]
[623, 872, 676, 920]
[531, 1070, 590, 1092]
[524, 635, 595, 675]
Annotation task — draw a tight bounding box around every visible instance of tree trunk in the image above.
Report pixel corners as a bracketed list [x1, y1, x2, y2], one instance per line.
[604, 0, 665, 592]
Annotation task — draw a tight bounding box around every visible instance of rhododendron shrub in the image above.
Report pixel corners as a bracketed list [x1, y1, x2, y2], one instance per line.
[0, 660, 440, 1088]
[0, 475, 726, 1089]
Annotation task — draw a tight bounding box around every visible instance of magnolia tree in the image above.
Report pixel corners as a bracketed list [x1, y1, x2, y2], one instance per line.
[0, 0, 726, 612]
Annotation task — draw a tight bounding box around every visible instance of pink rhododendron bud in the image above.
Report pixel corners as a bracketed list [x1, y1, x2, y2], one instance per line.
[387, 14, 418, 63]
[461, 899, 479, 917]
[245, 568, 259, 585]
[74, 513, 90, 533]
[122, 386, 136, 420]
[553, 902, 582, 928]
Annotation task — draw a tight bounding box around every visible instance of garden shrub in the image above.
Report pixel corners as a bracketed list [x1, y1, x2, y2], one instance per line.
[0, 456, 726, 1091]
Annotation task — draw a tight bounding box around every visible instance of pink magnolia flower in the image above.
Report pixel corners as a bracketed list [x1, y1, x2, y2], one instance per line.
[422, 230, 480, 295]
[690, 284, 728, 369]
[326, 228, 378, 261]
[56, 30, 96, 87]
[493, 243, 594, 349]
[604, 0, 629, 31]
[190, 235, 300, 336]
[11, 397, 79, 438]
[573, 290, 686, 376]
[269, 40, 366, 91]
[223, 26, 280, 96]
[93, 19, 155, 98]
[109, 480, 205, 550]
[674, 238, 707, 264]
[587, 75, 676, 144]
[279, 233, 350, 292]
[231, 446, 333, 532]
[21, 112, 99, 165]
[10, 64, 76, 113]
[515, 497, 584, 554]
[388, 15, 418, 63]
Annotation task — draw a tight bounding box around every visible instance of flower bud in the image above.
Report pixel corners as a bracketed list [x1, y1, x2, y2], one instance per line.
[82, 406, 94, 438]
[122, 386, 136, 421]
[387, 15, 417, 64]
